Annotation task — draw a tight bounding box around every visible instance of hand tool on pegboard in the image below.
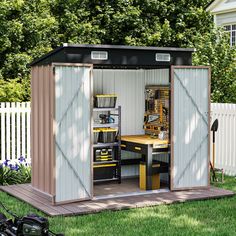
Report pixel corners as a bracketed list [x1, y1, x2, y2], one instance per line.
[144, 86, 170, 138]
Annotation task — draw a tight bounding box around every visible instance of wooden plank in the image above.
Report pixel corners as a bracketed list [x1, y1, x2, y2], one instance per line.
[11, 103, 16, 161]
[0, 187, 60, 216]
[12, 185, 53, 204]
[20, 184, 52, 202]
[121, 135, 169, 145]
[11, 185, 72, 215]
[1, 103, 6, 161]
[0, 185, 234, 217]
[0, 185, 71, 216]
[61, 202, 99, 215]
[6, 103, 10, 160]
[16, 102, 21, 159]
[21, 103, 26, 158]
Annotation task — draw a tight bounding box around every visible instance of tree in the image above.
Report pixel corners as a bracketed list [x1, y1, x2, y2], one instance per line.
[0, 78, 29, 102]
[51, 0, 212, 47]
[192, 29, 236, 103]
[0, 0, 59, 101]
[2, 0, 236, 103]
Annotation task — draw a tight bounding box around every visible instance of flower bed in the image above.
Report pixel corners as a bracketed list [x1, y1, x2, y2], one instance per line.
[0, 157, 31, 185]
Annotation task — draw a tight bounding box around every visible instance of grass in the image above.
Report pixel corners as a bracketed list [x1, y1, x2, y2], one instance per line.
[0, 175, 236, 236]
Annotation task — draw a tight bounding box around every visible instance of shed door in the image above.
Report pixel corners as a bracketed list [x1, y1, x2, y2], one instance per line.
[171, 66, 210, 190]
[54, 64, 93, 203]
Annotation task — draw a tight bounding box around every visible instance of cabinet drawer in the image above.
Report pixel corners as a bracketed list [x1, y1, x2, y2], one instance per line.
[121, 142, 146, 154]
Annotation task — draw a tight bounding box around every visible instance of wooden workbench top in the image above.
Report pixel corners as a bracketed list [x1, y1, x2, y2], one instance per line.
[121, 135, 169, 145]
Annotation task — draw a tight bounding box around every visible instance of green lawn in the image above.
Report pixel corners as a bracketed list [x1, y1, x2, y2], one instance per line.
[0, 175, 236, 236]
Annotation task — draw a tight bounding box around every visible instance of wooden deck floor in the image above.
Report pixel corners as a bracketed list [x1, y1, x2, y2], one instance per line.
[0, 183, 234, 217]
[94, 178, 168, 198]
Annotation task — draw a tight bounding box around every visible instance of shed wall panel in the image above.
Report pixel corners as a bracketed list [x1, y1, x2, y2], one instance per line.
[93, 69, 169, 177]
[31, 66, 54, 195]
[54, 65, 92, 203]
[172, 67, 209, 189]
[93, 69, 169, 135]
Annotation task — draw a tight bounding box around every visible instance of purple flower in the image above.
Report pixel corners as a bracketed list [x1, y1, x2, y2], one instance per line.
[18, 156, 26, 163]
[13, 164, 19, 171]
[0, 164, 3, 169]
[9, 164, 19, 171]
[3, 159, 10, 166]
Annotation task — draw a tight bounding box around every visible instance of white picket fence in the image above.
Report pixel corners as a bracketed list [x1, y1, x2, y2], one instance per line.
[211, 103, 236, 175]
[0, 102, 236, 175]
[0, 102, 31, 162]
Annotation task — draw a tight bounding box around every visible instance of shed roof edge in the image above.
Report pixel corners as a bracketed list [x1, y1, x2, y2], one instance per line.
[29, 44, 195, 67]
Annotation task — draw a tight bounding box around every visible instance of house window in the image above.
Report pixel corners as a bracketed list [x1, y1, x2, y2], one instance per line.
[224, 24, 236, 46]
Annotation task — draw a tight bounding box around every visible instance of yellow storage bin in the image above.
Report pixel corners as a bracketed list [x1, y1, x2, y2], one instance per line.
[139, 163, 160, 190]
[94, 94, 117, 108]
[99, 128, 117, 143]
[93, 129, 100, 144]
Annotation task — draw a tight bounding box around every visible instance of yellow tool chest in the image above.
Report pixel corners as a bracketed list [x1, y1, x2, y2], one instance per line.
[140, 162, 160, 190]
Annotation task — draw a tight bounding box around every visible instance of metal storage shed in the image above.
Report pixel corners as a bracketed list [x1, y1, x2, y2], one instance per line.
[29, 44, 210, 204]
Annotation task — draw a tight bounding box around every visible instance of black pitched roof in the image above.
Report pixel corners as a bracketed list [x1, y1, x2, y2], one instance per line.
[29, 44, 195, 68]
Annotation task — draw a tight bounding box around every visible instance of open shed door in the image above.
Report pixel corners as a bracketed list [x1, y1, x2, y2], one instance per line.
[171, 66, 210, 190]
[54, 64, 93, 203]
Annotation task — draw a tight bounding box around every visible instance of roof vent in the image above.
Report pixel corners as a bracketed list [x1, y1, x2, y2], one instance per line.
[155, 53, 171, 62]
[91, 51, 108, 60]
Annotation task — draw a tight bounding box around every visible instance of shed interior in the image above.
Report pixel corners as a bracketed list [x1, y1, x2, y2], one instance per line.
[92, 68, 170, 198]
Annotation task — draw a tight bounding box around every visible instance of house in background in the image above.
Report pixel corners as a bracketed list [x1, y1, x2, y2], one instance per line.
[207, 0, 236, 46]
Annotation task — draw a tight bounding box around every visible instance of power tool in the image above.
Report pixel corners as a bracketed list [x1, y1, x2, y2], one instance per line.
[99, 114, 115, 124]
[0, 202, 63, 236]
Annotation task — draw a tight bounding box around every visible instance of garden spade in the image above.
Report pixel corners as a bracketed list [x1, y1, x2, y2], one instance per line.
[211, 119, 218, 169]
[210, 119, 224, 182]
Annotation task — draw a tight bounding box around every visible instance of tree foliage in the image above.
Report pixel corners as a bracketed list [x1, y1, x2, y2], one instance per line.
[51, 0, 212, 47]
[192, 29, 236, 103]
[0, 0, 59, 101]
[0, 0, 235, 103]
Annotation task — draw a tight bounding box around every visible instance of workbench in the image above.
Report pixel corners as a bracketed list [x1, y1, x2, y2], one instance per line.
[121, 135, 170, 190]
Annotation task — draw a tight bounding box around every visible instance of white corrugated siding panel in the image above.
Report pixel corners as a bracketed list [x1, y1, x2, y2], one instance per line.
[216, 11, 236, 26]
[93, 69, 169, 135]
[173, 68, 209, 189]
[93, 69, 169, 177]
[55, 65, 92, 203]
[144, 69, 169, 85]
[211, 103, 236, 175]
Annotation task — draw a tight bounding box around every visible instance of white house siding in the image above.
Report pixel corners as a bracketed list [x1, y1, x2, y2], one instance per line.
[215, 11, 236, 26]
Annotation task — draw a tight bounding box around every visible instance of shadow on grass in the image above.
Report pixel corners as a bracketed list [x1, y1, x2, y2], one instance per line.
[49, 195, 236, 236]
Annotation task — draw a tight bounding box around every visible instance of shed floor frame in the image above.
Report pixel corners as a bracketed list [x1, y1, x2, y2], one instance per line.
[0, 183, 233, 216]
